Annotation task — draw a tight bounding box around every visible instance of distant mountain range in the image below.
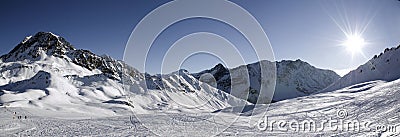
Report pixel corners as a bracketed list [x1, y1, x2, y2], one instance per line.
[192, 59, 340, 103]
[1, 32, 400, 116]
[0, 32, 247, 116]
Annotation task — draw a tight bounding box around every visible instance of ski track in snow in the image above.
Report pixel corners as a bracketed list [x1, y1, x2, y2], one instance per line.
[1, 79, 399, 136]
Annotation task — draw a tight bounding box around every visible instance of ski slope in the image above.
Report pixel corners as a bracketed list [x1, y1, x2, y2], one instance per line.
[1, 79, 399, 136]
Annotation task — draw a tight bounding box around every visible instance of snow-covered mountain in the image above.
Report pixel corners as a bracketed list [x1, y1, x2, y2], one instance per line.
[322, 45, 400, 92]
[212, 79, 400, 136]
[1, 32, 399, 136]
[193, 59, 340, 103]
[1, 77, 399, 136]
[275, 60, 340, 100]
[0, 32, 248, 116]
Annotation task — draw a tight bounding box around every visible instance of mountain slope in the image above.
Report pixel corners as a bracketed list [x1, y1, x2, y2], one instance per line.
[1, 74, 398, 136]
[193, 59, 340, 103]
[214, 79, 400, 136]
[0, 32, 248, 116]
[275, 60, 340, 100]
[322, 45, 400, 92]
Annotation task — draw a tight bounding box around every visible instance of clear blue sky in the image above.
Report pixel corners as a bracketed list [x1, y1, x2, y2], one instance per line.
[1, 0, 400, 75]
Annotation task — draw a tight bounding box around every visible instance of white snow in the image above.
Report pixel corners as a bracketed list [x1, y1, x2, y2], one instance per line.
[0, 32, 398, 136]
[322, 46, 400, 92]
[1, 78, 399, 136]
[193, 60, 340, 103]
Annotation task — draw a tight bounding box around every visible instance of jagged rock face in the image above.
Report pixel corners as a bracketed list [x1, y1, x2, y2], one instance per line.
[0, 32, 206, 94]
[276, 60, 340, 94]
[192, 61, 277, 104]
[192, 64, 231, 93]
[1, 32, 75, 62]
[0, 32, 140, 80]
[193, 60, 340, 102]
[145, 69, 202, 92]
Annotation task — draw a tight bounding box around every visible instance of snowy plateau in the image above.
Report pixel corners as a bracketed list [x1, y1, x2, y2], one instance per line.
[0, 32, 399, 136]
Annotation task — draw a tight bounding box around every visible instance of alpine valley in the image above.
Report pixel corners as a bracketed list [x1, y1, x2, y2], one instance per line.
[0, 32, 399, 136]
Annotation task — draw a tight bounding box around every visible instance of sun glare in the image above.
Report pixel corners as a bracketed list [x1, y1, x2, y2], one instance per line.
[322, 1, 377, 58]
[342, 34, 365, 55]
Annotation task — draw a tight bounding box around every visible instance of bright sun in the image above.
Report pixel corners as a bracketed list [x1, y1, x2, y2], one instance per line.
[343, 34, 366, 54]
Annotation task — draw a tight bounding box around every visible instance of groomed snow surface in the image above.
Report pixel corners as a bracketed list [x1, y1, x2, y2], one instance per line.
[1, 79, 399, 136]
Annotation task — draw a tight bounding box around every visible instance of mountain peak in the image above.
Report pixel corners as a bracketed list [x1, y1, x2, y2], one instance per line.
[0, 32, 127, 80]
[1, 32, 76, 62]
[212, 63, 227, 71]
[33, 31, 59, 38]
[278, 59, 306, 64]
[192, 59, 340, 103]
[28, 31, 74, 50]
